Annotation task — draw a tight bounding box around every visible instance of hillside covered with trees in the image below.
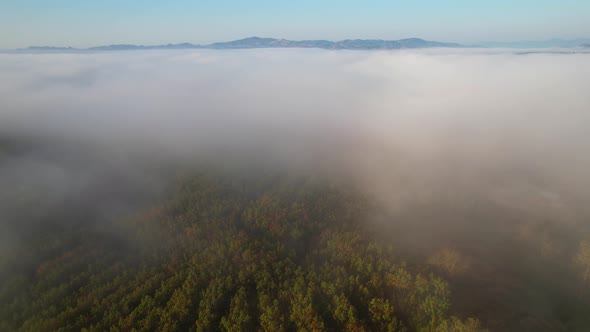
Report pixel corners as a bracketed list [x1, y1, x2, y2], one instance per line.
[1, 138, 589, 331]
[0, 168, 490, 331]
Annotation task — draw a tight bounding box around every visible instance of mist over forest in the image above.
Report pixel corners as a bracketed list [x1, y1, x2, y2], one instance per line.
[1, 49, 590, 331]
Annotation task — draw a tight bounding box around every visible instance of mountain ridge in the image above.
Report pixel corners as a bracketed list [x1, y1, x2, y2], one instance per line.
[477, 38, 590, 48]
[22, 36, 462, 52]
[20, 37, 590, 53]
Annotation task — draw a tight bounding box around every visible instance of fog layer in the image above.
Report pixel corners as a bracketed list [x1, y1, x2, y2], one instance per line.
[2, 49, 590, 221]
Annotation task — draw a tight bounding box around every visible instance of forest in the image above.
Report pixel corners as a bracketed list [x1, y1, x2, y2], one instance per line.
[0, 161, 479, 330]
[1, 135, 590, 331]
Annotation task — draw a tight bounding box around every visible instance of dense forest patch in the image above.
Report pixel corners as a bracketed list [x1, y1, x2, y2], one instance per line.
[0, 172, 488, 331]
[1, 138, 589, 331]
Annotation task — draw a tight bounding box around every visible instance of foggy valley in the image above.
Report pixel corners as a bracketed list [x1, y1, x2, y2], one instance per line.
[1, 48, 590, 331]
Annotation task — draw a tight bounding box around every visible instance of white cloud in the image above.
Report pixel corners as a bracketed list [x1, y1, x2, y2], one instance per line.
[1, 48, 590, 220]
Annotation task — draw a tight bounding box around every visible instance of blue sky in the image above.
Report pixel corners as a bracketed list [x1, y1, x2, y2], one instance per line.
[0, 0, 588, 48]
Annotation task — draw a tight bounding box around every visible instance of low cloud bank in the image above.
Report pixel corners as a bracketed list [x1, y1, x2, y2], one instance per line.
[1, 49, 590, 228]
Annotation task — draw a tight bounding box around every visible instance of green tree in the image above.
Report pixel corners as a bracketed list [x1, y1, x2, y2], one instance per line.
[574, 239, 590, 293]
[369, 298, 402, 332]
[220, 287, 252, 331]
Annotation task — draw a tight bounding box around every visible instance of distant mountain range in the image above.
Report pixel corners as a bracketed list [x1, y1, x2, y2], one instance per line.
[206, 37, 462, 49]
[15, 37, 590, 53]
[477, 38, 590, 48]
[22, 37, 462, 52]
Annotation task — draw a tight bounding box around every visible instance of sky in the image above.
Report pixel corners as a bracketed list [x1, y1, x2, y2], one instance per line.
[0, 0, 589, 48]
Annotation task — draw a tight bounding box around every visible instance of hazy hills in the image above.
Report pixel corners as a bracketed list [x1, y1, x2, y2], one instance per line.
[12, 37, 590, 53]
[18, 37, 590, 53]
[207, 36, 462, 49]
[23, 36, 462, 52]
[478, 38, 590, 48]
